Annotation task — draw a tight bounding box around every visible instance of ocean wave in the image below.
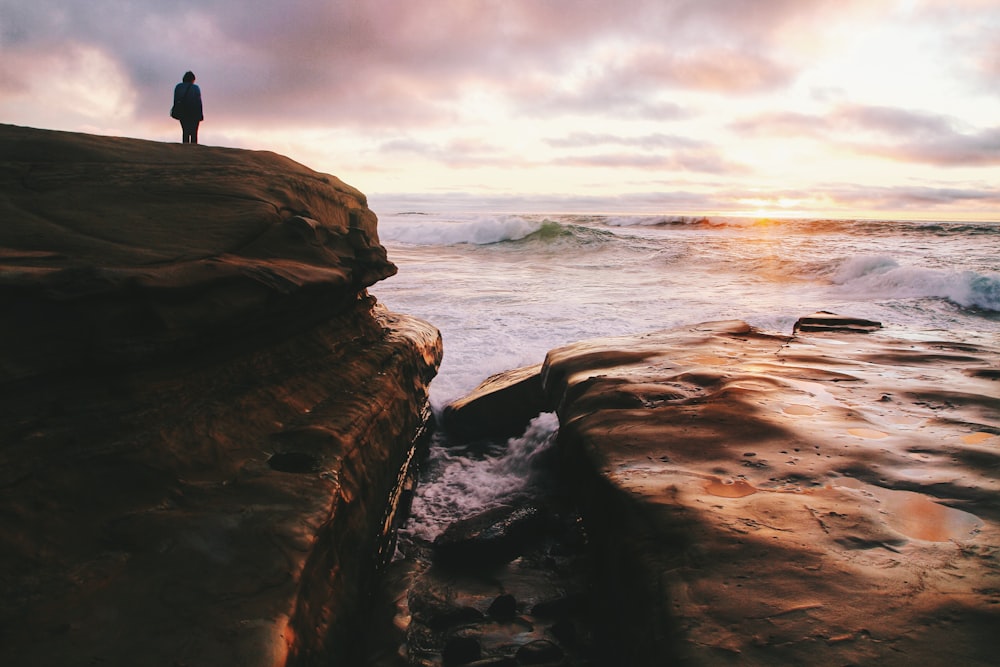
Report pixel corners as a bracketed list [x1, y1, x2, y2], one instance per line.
[379, 214, 545, 245]
[515, 220, 618, 246]
[379, 213, 622, 249]
[601, 214, 714, 228]
[830, 255, 1000, 312]
[595, 215, 1000, 237]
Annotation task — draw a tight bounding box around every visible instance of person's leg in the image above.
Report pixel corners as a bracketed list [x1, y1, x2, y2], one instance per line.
[181, 120, 197, 143]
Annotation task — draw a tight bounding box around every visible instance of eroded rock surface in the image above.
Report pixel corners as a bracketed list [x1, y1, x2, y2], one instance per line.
[442, 363, 546, 439]
[0, 123, 396, 380]
[543, 320, 1000, 665]
[0, 125, 442, 666]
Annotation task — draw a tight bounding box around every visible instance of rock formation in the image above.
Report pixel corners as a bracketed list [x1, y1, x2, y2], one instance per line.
[444, 315, 1000, 665]
[542, 319, 1000, 665]
[0, 125, 442, 666]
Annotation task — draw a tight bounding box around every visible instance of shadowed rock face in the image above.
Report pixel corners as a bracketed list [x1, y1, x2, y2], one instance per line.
[542, 320, 1000, 665]
[0, 125, 441, 666]
[441, 363, 546, 439]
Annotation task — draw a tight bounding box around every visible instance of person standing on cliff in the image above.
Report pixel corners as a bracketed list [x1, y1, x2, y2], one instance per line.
[172, 71, 203, 144]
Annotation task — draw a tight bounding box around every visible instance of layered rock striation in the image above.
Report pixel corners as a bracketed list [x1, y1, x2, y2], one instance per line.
[0, 125, 441, 666]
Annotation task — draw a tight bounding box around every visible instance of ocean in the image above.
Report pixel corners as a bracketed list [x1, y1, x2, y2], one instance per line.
[368, 211, 1000, 546]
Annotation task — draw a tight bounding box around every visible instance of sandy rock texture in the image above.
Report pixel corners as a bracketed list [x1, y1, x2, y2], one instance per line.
[542, 318, 1000, 665]
[0, 123, 394, 380]
[0, 125, 442, 666]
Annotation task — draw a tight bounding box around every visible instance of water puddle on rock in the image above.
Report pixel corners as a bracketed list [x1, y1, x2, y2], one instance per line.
[704, 477, 758, 498]
[833, 478, 982, 542]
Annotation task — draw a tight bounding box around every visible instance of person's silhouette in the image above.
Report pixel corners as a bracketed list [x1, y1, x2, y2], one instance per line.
[172, 71, 204, 144]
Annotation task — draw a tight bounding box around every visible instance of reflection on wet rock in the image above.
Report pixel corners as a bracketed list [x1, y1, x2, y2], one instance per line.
[543, 318, 1000, 666]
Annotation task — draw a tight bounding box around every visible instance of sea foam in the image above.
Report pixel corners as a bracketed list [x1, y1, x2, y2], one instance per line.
[399, 412, 559, 543]
[831, 255, 1000, 311]
[379, 213, 543, 245]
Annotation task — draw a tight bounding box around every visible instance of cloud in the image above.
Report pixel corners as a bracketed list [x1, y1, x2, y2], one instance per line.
[540, 132, 746, 174]
[817, 183, 1000, 211]
[520, 81, 688, 121]
[837, 105, 1000, 166]
[614, 46, 795, 94]
[372, 181, 1000, 218]
[545, 132, 703, 150]
[0, 0, 878, 130]
[553, 152, 743, 174]
[378, 135, 524, 168]
[729, 111, 824, 138]
[732, 104, 1000, 167]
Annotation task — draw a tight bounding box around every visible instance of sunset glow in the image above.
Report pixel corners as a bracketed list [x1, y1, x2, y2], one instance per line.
[1, 0, 998, 220]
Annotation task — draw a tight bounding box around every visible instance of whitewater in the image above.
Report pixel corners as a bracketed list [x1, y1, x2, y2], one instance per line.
[369, 211, 1000, 545]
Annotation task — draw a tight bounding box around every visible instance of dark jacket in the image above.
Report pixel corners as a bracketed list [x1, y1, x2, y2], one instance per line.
[173, 82, 204, 121]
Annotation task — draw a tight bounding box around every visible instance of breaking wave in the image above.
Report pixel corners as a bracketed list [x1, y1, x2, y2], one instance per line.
[380, 214, 619, 248]
[829, 255, 1000, 312]
[379, 214, 545, 245]
[399, 413, 560, 543]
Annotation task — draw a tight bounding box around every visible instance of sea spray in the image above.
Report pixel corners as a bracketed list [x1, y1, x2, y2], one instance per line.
[830, 255, 1000, 312]
[399, 412, 560, 544]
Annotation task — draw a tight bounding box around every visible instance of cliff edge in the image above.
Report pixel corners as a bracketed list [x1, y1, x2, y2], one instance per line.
[0, 125, 442, 666]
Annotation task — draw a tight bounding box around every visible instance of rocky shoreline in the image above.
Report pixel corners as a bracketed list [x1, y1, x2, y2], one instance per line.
[436, 315, 999, 666]
[3, 125, 997, 666]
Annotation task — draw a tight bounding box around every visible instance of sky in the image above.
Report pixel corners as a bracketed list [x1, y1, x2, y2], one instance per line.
[1, 0, 999, 220]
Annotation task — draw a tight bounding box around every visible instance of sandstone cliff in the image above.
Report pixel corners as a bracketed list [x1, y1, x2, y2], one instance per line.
[0, 125, 442, 666]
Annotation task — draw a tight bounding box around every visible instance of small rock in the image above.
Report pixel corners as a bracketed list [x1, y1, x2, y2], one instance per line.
[443, 635, 482, 666]
[515, 639, 564, 665]
[488, 593, 518, 620]
[409, 586, 485, 631]
[433, 503, 551, 568]
[792, 311, 882, 334]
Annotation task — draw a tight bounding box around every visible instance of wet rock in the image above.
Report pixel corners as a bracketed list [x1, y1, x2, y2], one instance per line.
[442, 635, 482, 666]
[411, 596, 485, 633]
[515, 639, 564, 664]
[465, 658, 518, 667]
[793, 310, 882, 333]
[488, 593, 518, 620]
[443, 363, 548, 439]
[433, 503, 552, 568]
[543, 319, 1000, 665]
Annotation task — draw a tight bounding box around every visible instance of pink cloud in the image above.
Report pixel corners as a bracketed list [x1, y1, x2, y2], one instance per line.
[0, 0, 877, 130]
[732, 105, 1000, 167]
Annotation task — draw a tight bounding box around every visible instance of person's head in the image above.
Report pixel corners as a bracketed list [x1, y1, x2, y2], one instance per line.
[183, 71, 196, 83]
